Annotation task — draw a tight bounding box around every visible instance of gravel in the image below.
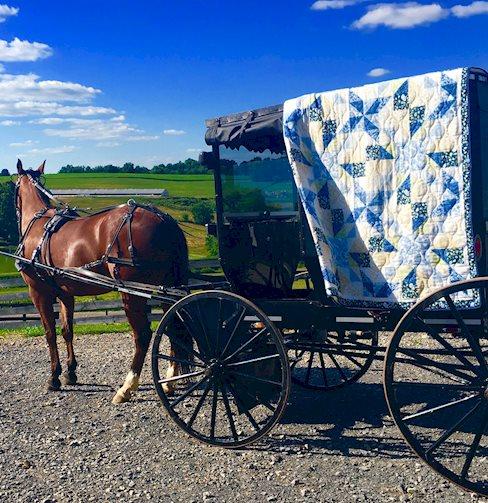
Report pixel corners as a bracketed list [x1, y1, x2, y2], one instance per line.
[0, 332, 486, 503]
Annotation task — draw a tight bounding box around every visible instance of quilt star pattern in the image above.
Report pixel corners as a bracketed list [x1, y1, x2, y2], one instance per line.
[283, 68, 478, 308]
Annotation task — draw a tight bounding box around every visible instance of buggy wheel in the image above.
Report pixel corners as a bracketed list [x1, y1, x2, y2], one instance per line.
[384, 278, 488, 496]
[289, 330, 378, 391]
[151, 290, 290, 448]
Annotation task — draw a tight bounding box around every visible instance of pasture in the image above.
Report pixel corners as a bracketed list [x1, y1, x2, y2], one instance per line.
[0, 173, 215, 199]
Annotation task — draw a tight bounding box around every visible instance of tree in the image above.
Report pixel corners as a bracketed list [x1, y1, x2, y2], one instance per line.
[0, 181, 18, 245]
[191, 200, 214, 225]
[1, 169, 10, 177]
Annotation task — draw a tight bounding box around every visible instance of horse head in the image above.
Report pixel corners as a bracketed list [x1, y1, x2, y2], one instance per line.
[15, 159, 51, 233]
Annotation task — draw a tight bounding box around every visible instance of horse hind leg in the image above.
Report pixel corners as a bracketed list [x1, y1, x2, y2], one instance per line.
[59, 295, 78, 385]
[112, 294, 152, 404]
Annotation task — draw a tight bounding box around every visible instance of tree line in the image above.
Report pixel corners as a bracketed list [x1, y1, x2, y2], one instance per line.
[59, 159, 210, 175]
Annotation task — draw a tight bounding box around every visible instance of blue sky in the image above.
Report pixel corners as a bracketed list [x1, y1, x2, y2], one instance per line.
[0, 0, 486, 172]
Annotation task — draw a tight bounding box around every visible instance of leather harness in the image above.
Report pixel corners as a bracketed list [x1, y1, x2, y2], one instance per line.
[14, 174, 173, 280]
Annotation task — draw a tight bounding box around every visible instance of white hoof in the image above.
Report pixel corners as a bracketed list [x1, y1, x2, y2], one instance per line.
[162, 382, 176, 396]
[112, 370, 140, 404]
[112, 388, 131, 404]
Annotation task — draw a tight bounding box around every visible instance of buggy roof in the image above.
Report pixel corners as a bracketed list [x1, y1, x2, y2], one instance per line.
[204, 67, 488, 155]
[205, 104, 285, 154]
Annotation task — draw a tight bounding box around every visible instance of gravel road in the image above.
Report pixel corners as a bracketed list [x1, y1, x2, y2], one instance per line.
[0, 332, 486, 503]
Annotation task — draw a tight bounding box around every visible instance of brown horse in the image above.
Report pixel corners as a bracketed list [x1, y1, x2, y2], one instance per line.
[14, 160, 189, 403]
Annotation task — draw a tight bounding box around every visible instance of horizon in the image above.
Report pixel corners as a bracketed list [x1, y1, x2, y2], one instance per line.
[0, 1, 487, 173]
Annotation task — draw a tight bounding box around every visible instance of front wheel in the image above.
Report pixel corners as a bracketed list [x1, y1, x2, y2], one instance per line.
[384, 278, 488, 496]
[152, 291, 290, 448]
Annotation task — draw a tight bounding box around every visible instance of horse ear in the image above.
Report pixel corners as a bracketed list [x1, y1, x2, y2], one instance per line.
[38, 160, 46, 174]
[17, 159, 24, 175]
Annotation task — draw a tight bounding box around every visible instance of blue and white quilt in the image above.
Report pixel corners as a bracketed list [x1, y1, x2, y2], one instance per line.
[284, 68, 478, 308]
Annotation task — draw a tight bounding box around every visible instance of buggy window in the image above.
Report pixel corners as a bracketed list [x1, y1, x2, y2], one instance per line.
[220, 148, 297, 220]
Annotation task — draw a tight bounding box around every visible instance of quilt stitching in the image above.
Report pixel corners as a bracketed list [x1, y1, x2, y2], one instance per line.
[284, 68, 478, 308]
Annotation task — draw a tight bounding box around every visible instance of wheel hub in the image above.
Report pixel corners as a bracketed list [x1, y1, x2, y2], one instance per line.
[205, 359, 224, 378]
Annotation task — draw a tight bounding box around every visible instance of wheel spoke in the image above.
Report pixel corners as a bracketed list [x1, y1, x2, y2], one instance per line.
[397, 347, 475, 384]
[193, 303, 214, 358]
[220, 306, 246, 359]
[305, 351, 314, 384]
[176, 303, 212, 356]
[210, 380, 219, 440]
[170, 375, 209, 409]
[223, 327, 268, 363]
[166, 327, 205, 364]
[328, 351, 348, 382]
[318, 351, 328, 386]
[158, 369, 206, 384]
[227, 369, 283, 387]
[225, 378, 261, 432]
[221, 380, 238, 442]
[290, 350, 305, 370]
[426, 400, 483, 456]
[187, 378, 213, 428]
[415, 315, 482, 377]
[402, 394, 480, 422]
[226, 354, 280, 367]
[157, 353, 205, 368]
[460, 407, 488, 479]
[442, 295, 488, 375]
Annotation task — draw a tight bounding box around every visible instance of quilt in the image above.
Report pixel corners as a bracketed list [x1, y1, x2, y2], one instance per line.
[283, 68, 478, 308]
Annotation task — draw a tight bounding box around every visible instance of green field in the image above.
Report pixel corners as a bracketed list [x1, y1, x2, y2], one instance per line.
[0, 173, 216, 274]
[0, 173, 215, 198]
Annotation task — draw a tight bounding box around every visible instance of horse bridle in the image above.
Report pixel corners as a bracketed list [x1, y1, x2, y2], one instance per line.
[14, 173, 62, 258]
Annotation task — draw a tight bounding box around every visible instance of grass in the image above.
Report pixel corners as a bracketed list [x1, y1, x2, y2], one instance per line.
[0, 320, 160, 340]
[0, 173, 215, 198]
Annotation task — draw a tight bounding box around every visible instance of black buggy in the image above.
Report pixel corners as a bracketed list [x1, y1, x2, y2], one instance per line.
[4, 68, 488, 496]
[149, 67, 488, 496]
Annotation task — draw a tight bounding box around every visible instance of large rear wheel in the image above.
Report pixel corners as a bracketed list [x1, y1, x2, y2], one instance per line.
[384, 278, 488, 496]
[152, 291, 290, 448]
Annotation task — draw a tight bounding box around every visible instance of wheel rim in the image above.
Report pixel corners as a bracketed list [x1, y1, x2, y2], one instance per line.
[152, 291, 290, 448]
[290, 330, 378, 390]
[384, 278, 488, 495]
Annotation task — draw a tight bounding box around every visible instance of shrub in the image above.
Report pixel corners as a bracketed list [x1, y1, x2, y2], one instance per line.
[205, 235, 219, 258]
[0, 181, 18, 245]
[191, 200, 214, 225]
[181, 212, 190, 222]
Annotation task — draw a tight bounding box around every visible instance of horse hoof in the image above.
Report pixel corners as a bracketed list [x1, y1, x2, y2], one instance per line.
[61, 372, 78, 385]
[112, 389, 131, 404]
[47, 378, 61, 391]
[162, 383, 175, 396]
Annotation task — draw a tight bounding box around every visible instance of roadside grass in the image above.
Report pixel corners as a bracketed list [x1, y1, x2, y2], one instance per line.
[0, 321, 159, 340]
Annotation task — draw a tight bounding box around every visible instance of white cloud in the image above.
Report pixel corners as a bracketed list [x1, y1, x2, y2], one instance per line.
[126, 135, 159, 142]
[0, 119, 19, 125]
[311, 0, 361, 9]
[9, 139, 37, 147]
[367, 67, 390, 77]
[35, 116, 157, 142]
[352, 2, 449, 29]
[452, 1, 488, 17]
[163, 129, 186, 136]
[0, 38, 52, 62]
[0, 4, 19, 23]
[0, 101, 115, 117]
[0, 72, 100, 103]
[26, 145, 78, 155]
[96, 141, 120, 148]
[186, 148, 202, 153]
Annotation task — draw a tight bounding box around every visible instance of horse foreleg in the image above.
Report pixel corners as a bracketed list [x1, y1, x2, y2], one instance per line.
[112, 294, 152, 404]
[59, 295, 77, 385]
[30, 288, 61, 391]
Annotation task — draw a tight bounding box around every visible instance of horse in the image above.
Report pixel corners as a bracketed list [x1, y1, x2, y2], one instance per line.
[14, 159, 189, 404]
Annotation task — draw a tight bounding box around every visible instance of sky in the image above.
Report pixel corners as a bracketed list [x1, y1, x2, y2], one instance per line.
[0, 0, 486, 173]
